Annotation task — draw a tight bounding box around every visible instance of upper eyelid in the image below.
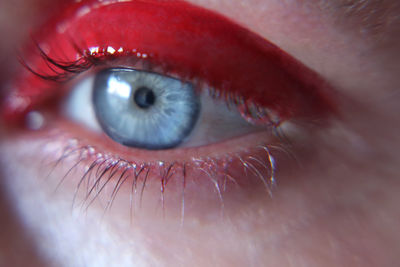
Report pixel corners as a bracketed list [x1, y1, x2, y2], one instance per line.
[188, 0, 394, 33]
[0, 0, 364, 86]
[2, 0, 337, 126]
[5, 0, 389, 45]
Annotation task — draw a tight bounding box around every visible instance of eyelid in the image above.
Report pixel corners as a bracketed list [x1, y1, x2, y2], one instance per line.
[0, 0, 341, 232]
[1, 0, 336, 126]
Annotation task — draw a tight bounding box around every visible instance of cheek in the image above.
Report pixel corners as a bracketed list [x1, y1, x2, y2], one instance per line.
[1, 112, 399, 267]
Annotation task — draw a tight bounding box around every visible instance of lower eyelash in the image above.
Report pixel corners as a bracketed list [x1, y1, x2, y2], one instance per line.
[42, 135, 283, 220]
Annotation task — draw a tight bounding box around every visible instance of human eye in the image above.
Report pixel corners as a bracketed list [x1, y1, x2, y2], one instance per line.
[2, 0, 334, 238]
[8, 0, 400, 266]
[2, 0, 335, 205]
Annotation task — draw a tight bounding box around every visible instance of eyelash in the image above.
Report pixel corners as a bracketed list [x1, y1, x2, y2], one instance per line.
[42, 133, 280, 218]
[20, 42, 150, 83]
[17, 41, 284, 216]
[20, 41, 282, 128]
[2, 0, 335, 219]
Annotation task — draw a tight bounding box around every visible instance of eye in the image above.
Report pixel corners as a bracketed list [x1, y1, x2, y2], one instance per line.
[1, 0, 336, 211]
[66, 66, 266, 150]
[68, 68, 201, 150]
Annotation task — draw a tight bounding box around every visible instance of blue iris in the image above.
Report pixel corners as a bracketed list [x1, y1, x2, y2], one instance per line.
[93, 68, 200, 150]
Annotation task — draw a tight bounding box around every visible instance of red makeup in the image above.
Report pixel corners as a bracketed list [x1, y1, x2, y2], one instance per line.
[1, 0, 334, 124]
[0, 0, 337, 207]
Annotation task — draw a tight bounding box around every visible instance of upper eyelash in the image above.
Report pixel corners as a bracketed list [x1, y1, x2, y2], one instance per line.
[20, 41, 282, 127]
[19, 42, 141, 83]
[3, 0, 337, 133]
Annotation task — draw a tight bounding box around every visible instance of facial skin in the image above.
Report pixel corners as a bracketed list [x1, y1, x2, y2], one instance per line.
[0, 0, 400, 266]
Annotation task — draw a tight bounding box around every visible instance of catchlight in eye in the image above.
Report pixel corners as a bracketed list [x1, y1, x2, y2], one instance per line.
[92, 68, 200, 150]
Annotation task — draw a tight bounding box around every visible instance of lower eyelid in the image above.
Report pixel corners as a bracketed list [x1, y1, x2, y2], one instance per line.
[46, 118, 280, 163]
[1, 121, 294, 220]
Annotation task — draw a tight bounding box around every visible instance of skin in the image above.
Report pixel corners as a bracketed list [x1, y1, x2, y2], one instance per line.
[1, 0, 400, 266]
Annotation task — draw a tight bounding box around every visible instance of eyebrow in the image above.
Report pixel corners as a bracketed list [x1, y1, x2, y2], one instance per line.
[322, 0, 400, 37]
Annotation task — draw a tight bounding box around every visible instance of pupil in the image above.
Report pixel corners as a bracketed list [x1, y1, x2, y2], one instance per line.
[134, 87, 156, 109]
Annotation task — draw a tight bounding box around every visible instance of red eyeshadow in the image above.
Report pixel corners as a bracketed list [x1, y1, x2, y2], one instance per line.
[1, 0, 335, 123]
